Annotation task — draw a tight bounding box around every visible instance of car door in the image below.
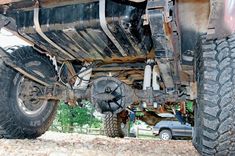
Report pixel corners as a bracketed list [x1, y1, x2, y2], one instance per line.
[171, 121, 186, 137]
[184, 123, 192, 137]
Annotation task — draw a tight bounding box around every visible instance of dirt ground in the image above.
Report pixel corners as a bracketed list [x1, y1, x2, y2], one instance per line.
[0, 131, 199, 156]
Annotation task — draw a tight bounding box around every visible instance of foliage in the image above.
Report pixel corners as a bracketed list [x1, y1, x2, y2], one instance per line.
[52, 101, 102, 132]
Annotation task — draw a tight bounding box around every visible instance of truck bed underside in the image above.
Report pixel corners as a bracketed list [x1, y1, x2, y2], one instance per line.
[3, 0, 153, 61]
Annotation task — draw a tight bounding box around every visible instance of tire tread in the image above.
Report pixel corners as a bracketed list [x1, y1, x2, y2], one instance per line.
[194, 34, 235, 155]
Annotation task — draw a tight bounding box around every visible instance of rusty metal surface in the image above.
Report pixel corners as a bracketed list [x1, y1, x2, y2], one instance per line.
[147, 0, 174, 58]
[65, 61, 77, 85]
[91, 71, 144, 85]
[207, 0, 235, 39]
[92, 67, 142, 72]
[177, 0, 209, 55]
[0, 0, 22, 5]
[177, 0, 209, 32]
[138, 110, 170, 126]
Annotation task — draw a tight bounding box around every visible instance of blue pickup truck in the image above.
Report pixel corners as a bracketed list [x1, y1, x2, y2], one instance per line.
[152, 121, 192, 140]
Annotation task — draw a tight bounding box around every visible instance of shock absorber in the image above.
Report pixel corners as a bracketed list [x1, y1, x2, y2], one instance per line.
[143, 63, 152, 90]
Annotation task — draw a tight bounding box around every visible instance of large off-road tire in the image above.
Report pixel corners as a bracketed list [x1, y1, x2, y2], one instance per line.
[193, 34, 235, 155]
[0, 46, 58, 139]
[104, 113, 127, 138]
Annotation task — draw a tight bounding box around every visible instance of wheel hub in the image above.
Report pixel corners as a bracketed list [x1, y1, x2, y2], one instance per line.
[161, 133, 170, 140]
[17, 76, 47, 116]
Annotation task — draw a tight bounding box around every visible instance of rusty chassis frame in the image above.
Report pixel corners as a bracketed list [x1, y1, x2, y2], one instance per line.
[0, 46, 185, 113]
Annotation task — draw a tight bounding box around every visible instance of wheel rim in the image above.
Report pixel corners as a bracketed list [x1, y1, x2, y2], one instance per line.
[161, 132, 170, 140]
[16, 74, 47, 117]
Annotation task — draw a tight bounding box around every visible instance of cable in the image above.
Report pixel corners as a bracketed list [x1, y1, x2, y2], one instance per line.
[58, 62, 70, 87]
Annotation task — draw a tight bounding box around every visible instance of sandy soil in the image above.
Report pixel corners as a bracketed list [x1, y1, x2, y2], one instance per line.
[0, 131, 199, 156]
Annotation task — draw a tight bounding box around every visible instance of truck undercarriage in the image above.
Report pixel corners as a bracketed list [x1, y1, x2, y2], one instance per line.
[0, 0, 235, 155]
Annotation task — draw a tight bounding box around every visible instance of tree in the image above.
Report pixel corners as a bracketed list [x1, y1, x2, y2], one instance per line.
[54, 101, 102, 132]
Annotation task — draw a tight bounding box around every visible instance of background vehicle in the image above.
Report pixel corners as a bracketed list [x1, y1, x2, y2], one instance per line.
[153, 121, 192, 140]
[0, 0, 235, 155]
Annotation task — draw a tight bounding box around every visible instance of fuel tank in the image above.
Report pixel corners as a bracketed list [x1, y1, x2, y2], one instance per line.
[10, 0, 152, 61]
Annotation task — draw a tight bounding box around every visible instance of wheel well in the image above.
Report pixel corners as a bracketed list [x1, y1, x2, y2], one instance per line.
[159, 128, 172, 134]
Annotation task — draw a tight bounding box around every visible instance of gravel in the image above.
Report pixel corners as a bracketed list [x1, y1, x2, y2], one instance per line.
[0, 131, 199, 156]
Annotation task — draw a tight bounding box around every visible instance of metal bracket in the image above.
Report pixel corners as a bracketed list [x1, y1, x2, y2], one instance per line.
[33, 1, 75, 60]
[146, 0, 173, 58]
[99, 0, 127, 57]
